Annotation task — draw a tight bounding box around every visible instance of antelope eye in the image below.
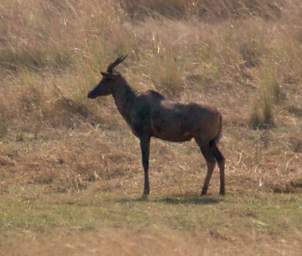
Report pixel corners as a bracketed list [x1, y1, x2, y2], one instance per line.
[102, 75, 113, 80]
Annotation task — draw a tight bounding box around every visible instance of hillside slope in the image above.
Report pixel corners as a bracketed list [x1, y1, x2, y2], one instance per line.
[0, 1, 302, 255]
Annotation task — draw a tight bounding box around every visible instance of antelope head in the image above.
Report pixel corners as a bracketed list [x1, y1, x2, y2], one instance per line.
[87, 55, 127, 99]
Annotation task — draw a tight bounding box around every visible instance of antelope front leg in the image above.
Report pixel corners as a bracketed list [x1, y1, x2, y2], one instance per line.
[139, 136, 150, 196]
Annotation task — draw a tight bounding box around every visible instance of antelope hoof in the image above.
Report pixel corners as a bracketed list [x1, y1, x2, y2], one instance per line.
[143, 188, 150, 196]
[201, 191, 207, 196]
[143, 187, 150, 196]
[141, 193, 149, 200]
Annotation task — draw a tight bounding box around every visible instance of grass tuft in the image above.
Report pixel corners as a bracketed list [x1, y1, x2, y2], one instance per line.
[249, 66, 281, 129]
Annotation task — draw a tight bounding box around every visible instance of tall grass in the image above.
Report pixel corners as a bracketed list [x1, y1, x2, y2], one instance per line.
[0, 0, 301, 223]
[121, 0, 283, 20]
[0, 6, 302, 256]
[249, 66, 281, 129]
[0, 0, 301, 132]
[0, 0, 125, 71]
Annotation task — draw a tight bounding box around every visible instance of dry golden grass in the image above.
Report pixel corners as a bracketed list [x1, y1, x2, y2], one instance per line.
[122, 0, 284, 20]
[2, 227, 302, 256]
[1, 0, 302, 255]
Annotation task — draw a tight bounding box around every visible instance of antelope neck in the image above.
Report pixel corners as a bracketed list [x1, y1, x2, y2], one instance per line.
[112, 79, 138, 126]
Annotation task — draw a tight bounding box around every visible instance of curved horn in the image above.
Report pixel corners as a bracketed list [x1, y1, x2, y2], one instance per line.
[107, 55, 128, 73]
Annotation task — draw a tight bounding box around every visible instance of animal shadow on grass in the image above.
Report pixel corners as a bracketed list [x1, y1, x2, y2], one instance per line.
[156, 196, 220, 205]
[117, 194, 221, 205]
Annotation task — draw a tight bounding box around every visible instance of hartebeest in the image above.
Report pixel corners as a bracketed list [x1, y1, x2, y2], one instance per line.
[88, 55, 225, 196]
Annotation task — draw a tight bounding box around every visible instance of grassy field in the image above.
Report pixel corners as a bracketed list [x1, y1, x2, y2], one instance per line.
[1, 185, 302, 255]
[0, 0, 302, 255]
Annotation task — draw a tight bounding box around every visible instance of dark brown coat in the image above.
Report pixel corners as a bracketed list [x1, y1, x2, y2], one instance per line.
[88, 56, 225, 196]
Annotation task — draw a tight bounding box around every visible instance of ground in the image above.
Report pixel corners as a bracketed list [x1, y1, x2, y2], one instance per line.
[0, 0, 302, 255]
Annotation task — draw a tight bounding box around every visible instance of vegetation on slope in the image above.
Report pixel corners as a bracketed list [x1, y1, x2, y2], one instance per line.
[0, 0, 302, 254]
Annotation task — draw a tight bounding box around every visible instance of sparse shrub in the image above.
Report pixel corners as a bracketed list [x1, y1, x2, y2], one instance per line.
[261, 67, 282, 104]
[249, 95, 274, 129]
[249, 67, 280, 129]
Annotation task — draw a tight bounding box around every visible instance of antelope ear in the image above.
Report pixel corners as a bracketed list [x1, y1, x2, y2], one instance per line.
[101, 71, 109, 76]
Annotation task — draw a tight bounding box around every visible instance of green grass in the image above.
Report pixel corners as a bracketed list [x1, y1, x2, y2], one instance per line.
[1, 1, 302, 254]
[1, 185, 301, 238]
